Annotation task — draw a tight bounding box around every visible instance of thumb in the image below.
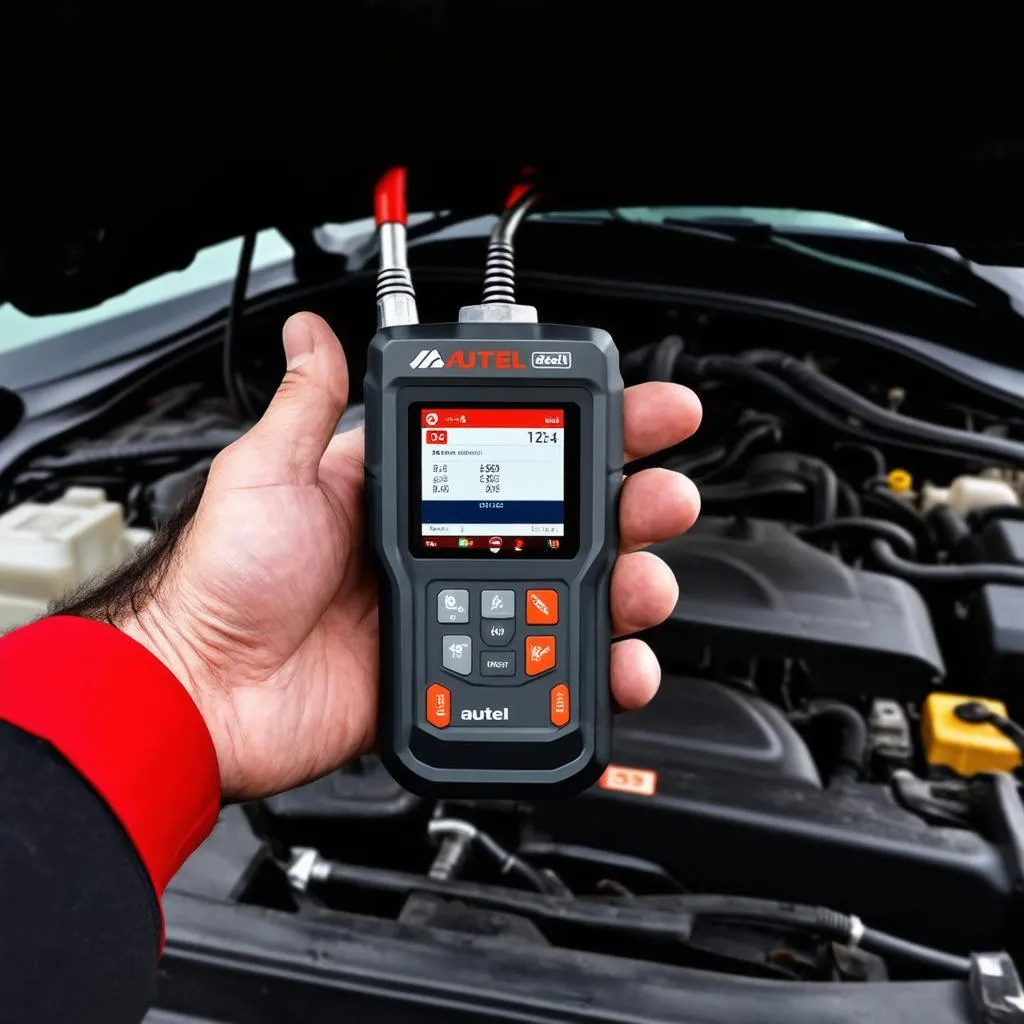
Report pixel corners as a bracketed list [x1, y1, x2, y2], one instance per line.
[245, 312, 351, 485]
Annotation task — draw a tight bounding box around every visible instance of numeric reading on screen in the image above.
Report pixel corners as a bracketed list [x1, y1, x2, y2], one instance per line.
[418, 408, 565, 553]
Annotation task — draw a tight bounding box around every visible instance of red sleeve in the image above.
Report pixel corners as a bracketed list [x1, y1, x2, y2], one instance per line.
[0, 616, 220, 899]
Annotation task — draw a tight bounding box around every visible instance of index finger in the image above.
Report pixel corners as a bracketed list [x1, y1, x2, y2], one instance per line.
[624, 382, 702, 463]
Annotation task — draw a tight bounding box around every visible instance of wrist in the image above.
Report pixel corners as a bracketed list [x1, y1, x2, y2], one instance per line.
[114, 591, 237, 798]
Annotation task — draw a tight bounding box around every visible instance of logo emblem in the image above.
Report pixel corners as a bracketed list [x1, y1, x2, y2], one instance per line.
[409, 349, 445, 370]
[531, 351, 572, 369]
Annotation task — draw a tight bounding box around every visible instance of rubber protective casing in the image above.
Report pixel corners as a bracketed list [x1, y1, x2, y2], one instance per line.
[364, 323, 622, 797]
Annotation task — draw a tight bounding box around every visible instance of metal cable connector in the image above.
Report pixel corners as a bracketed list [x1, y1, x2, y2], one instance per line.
[374, 167, 419, 329]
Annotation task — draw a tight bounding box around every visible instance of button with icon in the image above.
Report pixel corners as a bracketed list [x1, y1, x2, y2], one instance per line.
[481, 589, 515, 619]
[436, 589, 469, 623]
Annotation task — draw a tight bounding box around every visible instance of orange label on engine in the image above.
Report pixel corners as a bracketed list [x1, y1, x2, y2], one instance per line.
[598, 765, 658, 797]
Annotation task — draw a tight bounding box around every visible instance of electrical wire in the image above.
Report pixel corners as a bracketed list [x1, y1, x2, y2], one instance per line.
[223, 232, 258, 420]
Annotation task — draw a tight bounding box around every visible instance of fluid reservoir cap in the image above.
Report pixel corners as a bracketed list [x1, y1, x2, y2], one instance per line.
[887, 468, 913, 494]
[954, 701, 994, 724]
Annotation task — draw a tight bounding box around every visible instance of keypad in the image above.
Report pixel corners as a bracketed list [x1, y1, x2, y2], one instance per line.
[429, 582, 569, 729]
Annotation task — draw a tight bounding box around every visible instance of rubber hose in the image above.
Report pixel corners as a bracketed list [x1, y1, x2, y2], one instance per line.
[742, 351, 1024, 468]
[869, 538, 1024, 589]
[806, 702, 868, 782]
[29, 434, 241, 470]
[648, 335, 686, 381]
[927, 505, 974, 561]
[967, 505, 1024, 532]
[798, 517, 917, 559]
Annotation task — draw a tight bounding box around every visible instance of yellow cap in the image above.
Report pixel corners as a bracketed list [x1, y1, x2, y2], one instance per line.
[887, 468, 913, 494]
[922, 693, 1021, 776]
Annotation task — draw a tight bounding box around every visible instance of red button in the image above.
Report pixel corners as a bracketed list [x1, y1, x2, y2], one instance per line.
[526, 589, 559, 625]
[525, 635, 556, 676]
[550, 684, 570, 726]
[426, 683, 451, 728]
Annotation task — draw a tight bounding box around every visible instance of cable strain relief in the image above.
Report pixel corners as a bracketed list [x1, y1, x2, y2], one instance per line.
[376, 267, 416, 302]
[815, 906, 854, 941]
[482, 240, 516, 304]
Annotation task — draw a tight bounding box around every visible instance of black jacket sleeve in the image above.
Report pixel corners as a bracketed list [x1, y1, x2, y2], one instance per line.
[0, 720, 160, 1023]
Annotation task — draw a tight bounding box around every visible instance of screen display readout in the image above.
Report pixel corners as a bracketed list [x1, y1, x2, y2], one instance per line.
[419, 407, 564, 553]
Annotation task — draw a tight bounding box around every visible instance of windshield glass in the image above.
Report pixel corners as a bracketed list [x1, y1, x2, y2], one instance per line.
[0, 229, 295, 356]
[539, 205, 903, 236]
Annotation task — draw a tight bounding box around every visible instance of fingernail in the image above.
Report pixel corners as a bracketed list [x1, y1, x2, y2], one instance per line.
[283, 315, 315, 371]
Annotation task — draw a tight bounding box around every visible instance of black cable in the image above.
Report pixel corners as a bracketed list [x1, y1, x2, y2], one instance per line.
[869, 538, 1024, 589]
[859, 927, 971, 977]
[743, 351, 1024, 469]
[798, 517, 918, 559]
[653, 895, 970, 976]
[302, 854, 971, 977]
[223, 232, 258, 420]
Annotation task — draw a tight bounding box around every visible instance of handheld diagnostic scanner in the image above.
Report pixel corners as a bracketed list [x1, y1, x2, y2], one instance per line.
[364, 169, 623, 797]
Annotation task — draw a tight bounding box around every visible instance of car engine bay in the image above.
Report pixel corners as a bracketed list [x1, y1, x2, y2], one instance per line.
[4, 252, 1024, 1013]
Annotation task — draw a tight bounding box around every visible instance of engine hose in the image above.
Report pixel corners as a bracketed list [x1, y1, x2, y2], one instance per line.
[742, 351, 1024, 469]
[699, 477, 808, 506]
[679, 353, 1024, 468]
[700, 420, 781, 483]
[861, 486, 932, 551]
[648, 334, 686, 382]
[805, 702, 868, 782]
[967, 505, 1024, 532]
[927, 505, 975, 561]
[797, 517, 918, 559]
[869, 538, 1024, 589]
[811, 460, 838, 524]
[837, 479, 862, 517]
[29, 435, 241, 471]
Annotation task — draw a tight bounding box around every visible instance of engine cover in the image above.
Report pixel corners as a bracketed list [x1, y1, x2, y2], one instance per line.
[645, 517, 945, 697]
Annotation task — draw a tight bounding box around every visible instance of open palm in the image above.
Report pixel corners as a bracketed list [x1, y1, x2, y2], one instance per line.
[122, 314, 702, 799]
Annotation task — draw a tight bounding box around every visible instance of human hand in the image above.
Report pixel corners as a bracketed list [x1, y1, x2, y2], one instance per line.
[109, 313, 701, 799]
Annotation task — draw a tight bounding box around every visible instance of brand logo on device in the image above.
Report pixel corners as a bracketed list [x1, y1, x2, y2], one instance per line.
[460, 707, 510, 721]
[447, 350, 527, 370]
[532, 351, 572, 369]
[409, 349, 531, 371]
[409, 349, 445, 370]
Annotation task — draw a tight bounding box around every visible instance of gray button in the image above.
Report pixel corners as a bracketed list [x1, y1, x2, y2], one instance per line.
[482, 619, 515, 646]
[437, 589, 469, 623]
[442, 635, 472, 675]
[481, 652, 516, 676]
[481, 589, 515, 619]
